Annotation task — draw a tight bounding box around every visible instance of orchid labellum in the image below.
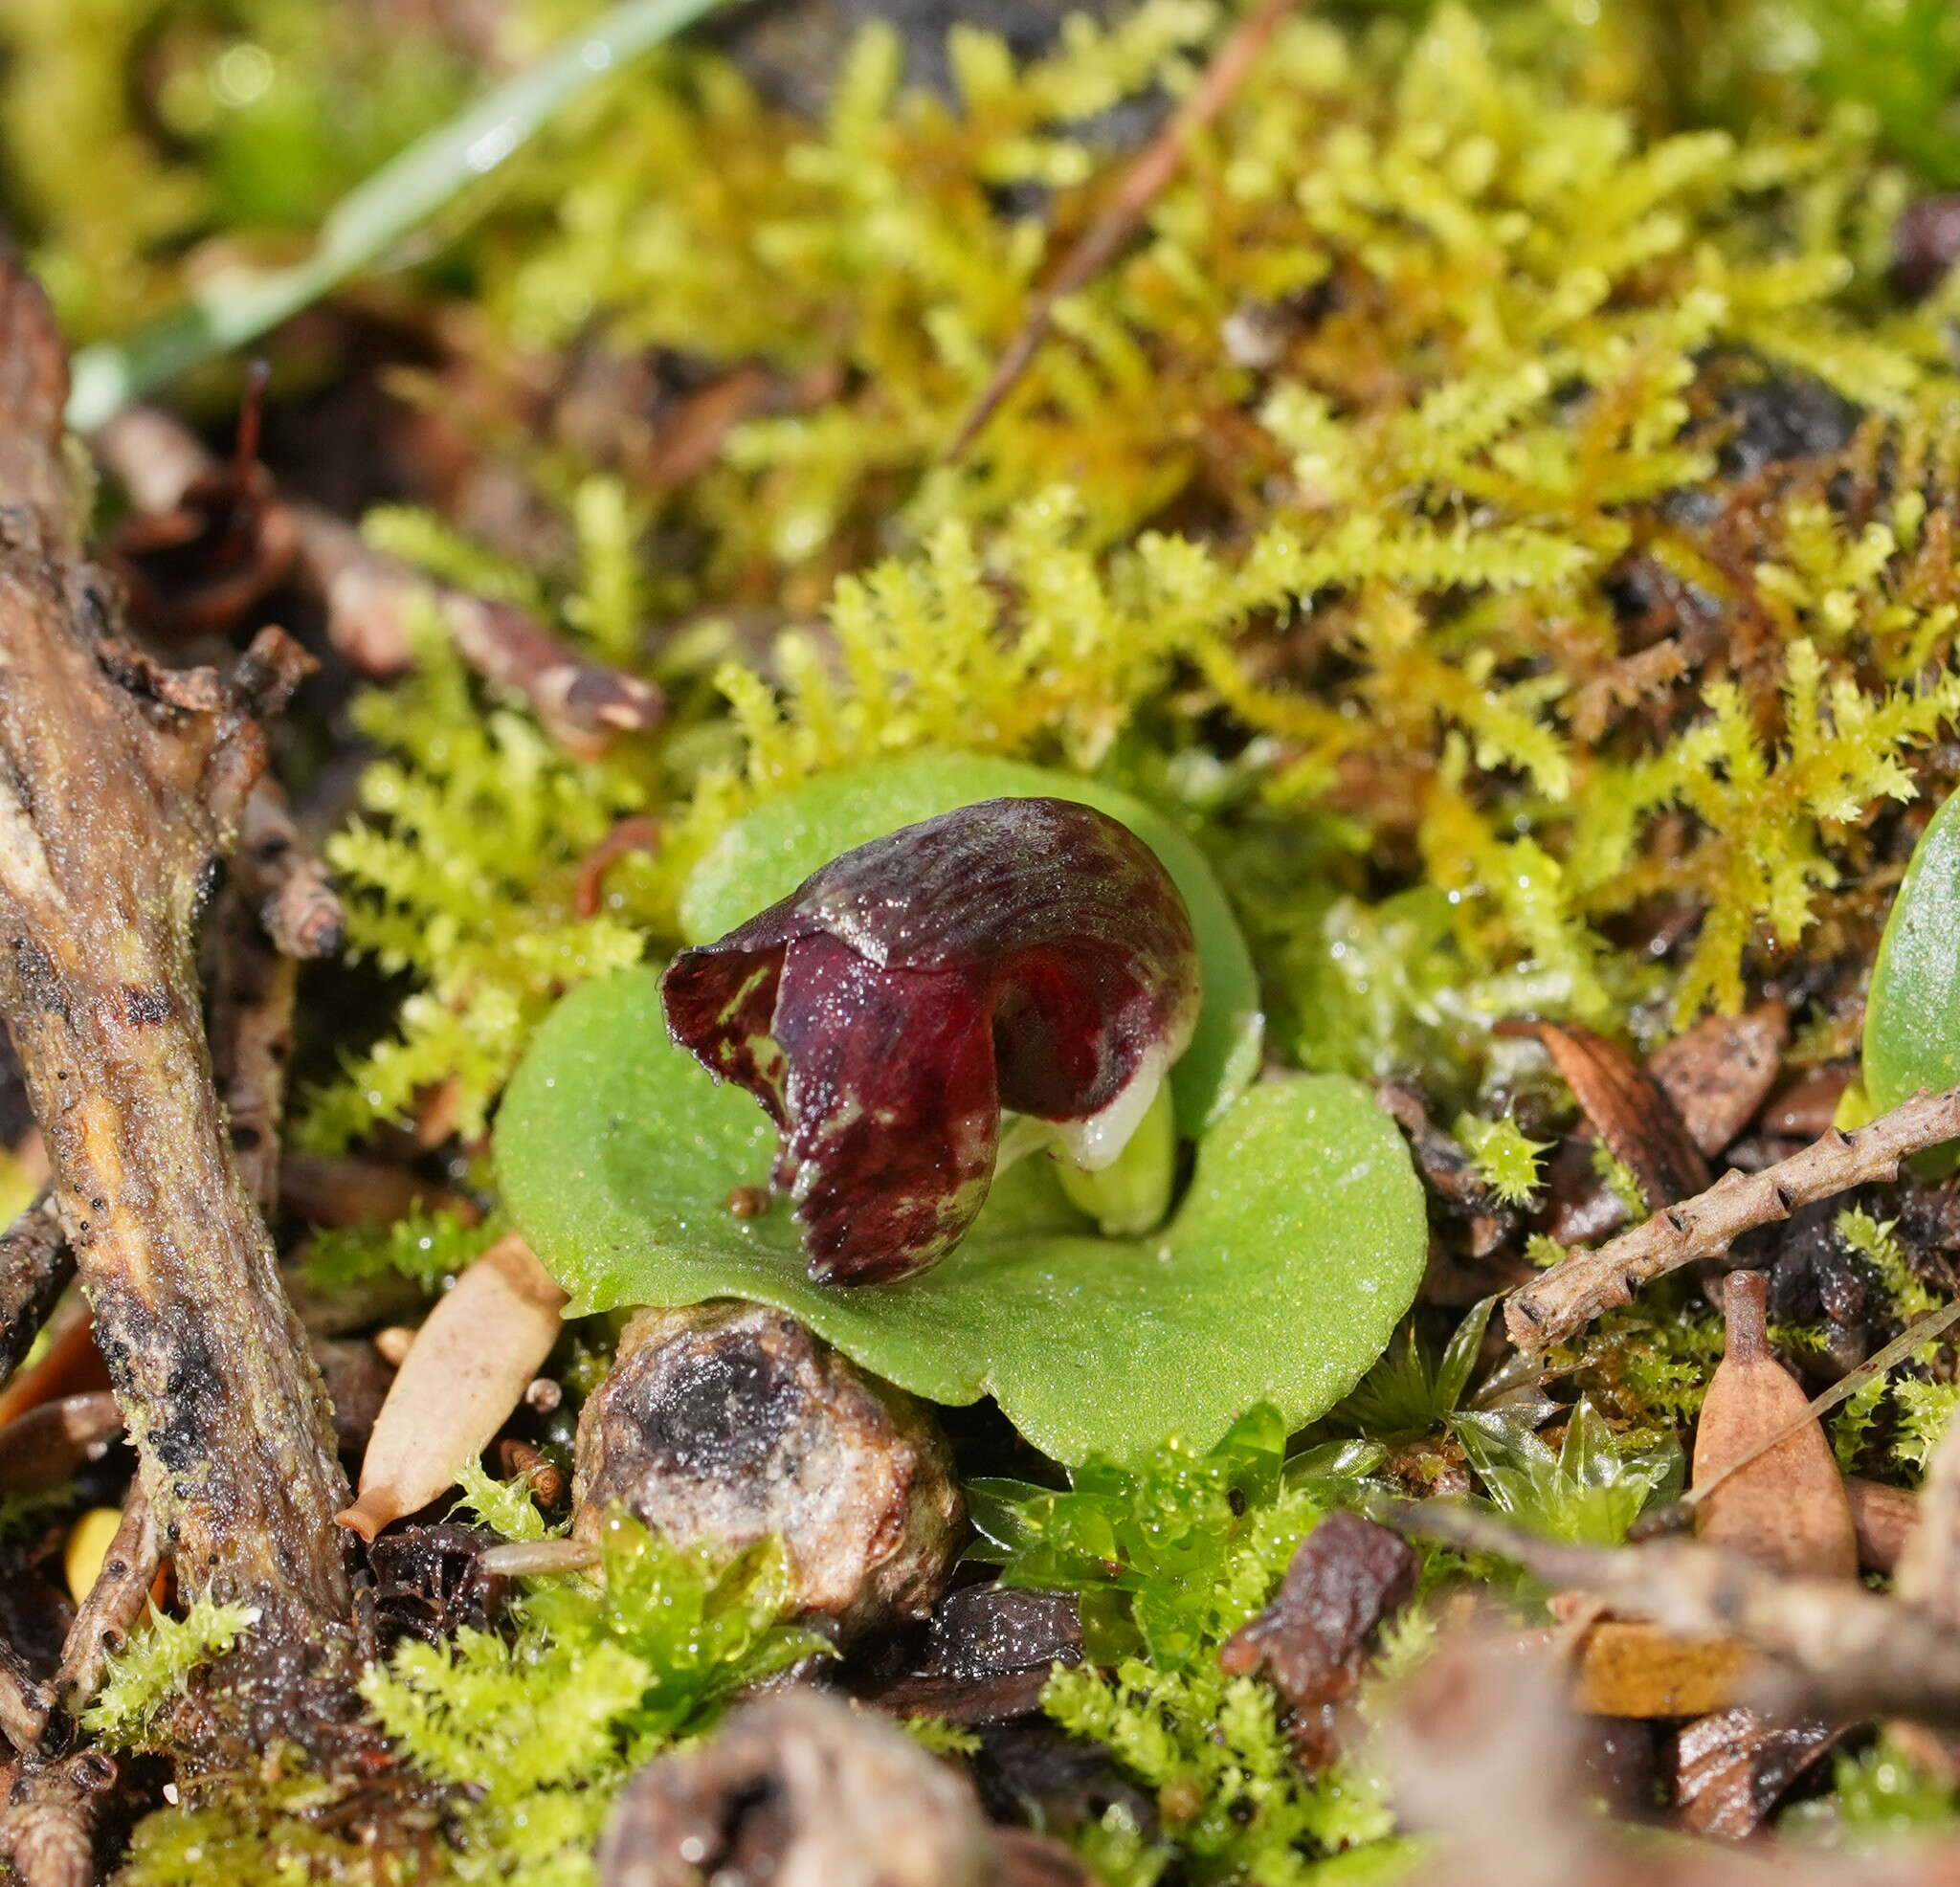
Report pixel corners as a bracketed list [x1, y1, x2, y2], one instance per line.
[662, 798, 1201, 1284]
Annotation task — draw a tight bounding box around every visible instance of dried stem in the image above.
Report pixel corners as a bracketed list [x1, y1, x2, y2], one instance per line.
[0, 1394, 123, 1494]
[0, 1196, 72, 1397]
[1401, 1502, 1960, 1729]
[1504, 1085, 1960, 1349]
[947, 0, 1304, 457]
[34, 1484, 160, 1752]
[0, 1752, 114, 1887]
[235, 783, 344, 963]
[91, 404, 663, 755]
[1899, 1385, 1960, 1632]
[0, 264, 350, 1634]
[0, 1642, 43, 1755]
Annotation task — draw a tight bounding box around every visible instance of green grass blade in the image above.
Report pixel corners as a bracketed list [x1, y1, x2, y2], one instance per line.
[65, 0, 721, 430]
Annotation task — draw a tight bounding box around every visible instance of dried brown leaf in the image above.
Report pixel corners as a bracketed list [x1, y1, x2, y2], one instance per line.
[1569, 1621, 1755, 1719]
[1693, 1270, 1857, 1580]
[1648, 1003, 1790, 1159]
[1506, 1020, 1711, 1208]
[337, 1232, 567, 1541]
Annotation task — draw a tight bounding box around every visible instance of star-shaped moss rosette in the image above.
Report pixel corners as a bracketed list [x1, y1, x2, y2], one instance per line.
[497, 754, 1428, 1462]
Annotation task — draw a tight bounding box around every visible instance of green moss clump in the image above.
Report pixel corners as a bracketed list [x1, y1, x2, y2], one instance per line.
[270, 1, 1960, 1148]
[360, 1516, 829, 1885]
[85, 1598, 261, 1750]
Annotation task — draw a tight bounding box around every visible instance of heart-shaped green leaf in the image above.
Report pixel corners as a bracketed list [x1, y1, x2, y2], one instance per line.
[1866, 785, 1960, 1119]
[679, 752, 1263, 1136]
[496, 966, 1427, 1463]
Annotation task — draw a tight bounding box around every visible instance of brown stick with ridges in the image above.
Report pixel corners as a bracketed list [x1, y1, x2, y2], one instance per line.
[0, 261, 350, 1636]
[1504, 1085, 1960, 1351]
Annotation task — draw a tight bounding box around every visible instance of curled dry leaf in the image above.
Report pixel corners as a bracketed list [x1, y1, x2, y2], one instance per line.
[1673, 1706, 1844, 1841]
[0, 1303, 106, 1431]
[0, 1394, 123, 1495]
[665, 798, 1200, 1284]
[1504, 1020, 1710, 1209]
[104, 368, 299, 639]
[337, 1232, 568, 1541]
[1693, 1270, 1857, 1581]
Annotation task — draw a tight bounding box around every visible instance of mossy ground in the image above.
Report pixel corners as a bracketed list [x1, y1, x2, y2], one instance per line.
[12, 0, 1960, 1877]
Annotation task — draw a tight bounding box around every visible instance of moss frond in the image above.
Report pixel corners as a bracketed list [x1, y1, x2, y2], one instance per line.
[84, 1598, 259, 1750]
[359, 1515, 831, 1884]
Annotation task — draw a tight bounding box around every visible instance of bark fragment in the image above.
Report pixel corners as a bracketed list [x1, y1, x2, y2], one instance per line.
[865, 1585, 1082, 1725]
[0, 1751, 115, 1887]
[1217, 1510, 1416, 1769]
[0, 261, 350, 1632]
[574, 1302, 961, 1639]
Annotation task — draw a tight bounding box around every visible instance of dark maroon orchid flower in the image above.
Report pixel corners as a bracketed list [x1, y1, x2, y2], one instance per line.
[662, 798, 1200, 1285]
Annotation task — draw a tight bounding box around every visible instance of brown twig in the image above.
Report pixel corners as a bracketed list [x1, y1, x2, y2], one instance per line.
[91, 403, 662, 755]
[0, 1196, 72, 1398]
[0, 1751, 115, 1887]
[1504, 1084, 1960, 1349]
[0, 1394, 123, 1494]
[0, 262, 351, 1634]
[33, 1483, 160, 1752]
[946, 0, 1304, 458]
[0, 1640, 45, 1755]
[278, 1152, 476, 1231]
[207, 876, 299, 1219]
[235, 782, 344, 962]
[573, 815, 661, 919]
[1401, 1502, 1960, 1729]
[1899, 1380, 1960, 1632]
[208, 782, 341, 1215]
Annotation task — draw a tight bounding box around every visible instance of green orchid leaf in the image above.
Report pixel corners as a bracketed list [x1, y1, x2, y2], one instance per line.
[679, 751, 1263, 1136]
[496, 966, 1425, 1464]
[1866, 784, 1960, 1124]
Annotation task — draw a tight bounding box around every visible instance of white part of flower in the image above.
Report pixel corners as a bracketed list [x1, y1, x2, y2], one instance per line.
[1051, 1048, 1170, 1172]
